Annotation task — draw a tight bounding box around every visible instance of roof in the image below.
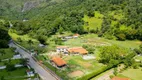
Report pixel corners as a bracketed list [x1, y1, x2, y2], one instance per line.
[52, 57, 66, 67]
[73, 34, 80, 37]
[112, 77, 130, 80]
[68, 47, 88, 54]
[56, 46, 68, 49]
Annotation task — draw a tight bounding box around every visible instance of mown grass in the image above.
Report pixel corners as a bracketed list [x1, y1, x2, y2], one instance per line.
[64, 55, 105, 73]
[107, 40, 141, 49]
[64, 34, 141, 49]
[119, 68, 142, 80]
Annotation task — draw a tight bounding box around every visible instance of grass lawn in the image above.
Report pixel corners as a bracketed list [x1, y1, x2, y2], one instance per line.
[119, 68, 142, 80]
[83, 11, 103, 32]
[107, 40, 141, 49]
[64, 55, 105, 74]
[0, 67, 28, 80]
[9, 30, 38, 42]
[0, 48, 15, 60]
[64, 34, 141, 49]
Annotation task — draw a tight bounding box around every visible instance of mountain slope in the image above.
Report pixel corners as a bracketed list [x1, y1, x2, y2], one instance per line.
[1, 0, 142, 41]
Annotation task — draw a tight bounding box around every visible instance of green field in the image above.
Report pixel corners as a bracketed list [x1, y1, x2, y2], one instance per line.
[64, 55, 104, 73]
[9, 30, 38, 42]
[64, 34, 141, 49]
[119, 68, 142, 80]
[83, 11, 103, 32]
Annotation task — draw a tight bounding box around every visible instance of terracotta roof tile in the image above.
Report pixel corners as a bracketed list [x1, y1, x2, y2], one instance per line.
[68, 47, 88, 54]
[73, 34, 80, 37]
[112, 77, 130, 80]
[52, 57, 66, 67]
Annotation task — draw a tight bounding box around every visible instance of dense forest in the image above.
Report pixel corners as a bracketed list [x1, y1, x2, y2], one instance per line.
[0, 20, 10, 48]
[1, 0, 142, 41]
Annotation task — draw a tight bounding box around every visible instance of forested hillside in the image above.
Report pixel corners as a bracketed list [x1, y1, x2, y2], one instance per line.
[1, 0, 142, 41]
[0, 20, 10, 48]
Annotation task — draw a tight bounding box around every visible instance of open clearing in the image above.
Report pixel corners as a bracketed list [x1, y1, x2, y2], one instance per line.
[83, 11, 103, 32]
[64, 34, 141, 49]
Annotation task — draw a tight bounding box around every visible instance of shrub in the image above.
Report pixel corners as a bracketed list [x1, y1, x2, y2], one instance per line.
[6, 64, 16, 71]
[116, 33, 126, 41]
[109, 75, 114, 79]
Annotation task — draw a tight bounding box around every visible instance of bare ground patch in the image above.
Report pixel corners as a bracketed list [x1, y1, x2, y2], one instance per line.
[68, 70, 84, 78]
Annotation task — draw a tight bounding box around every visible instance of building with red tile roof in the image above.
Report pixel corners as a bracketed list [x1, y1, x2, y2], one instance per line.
[68, 47, 88, 55]
[112, 77, 131, 80]
[51, 57, 66, 67]
[73, 33, 80, 38]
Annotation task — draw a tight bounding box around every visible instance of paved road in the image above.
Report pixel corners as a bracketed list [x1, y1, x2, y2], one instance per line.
[9, 42, 57, 80]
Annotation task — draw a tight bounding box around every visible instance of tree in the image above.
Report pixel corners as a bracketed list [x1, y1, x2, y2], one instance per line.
[113, 68, 118, 76]
[6, 64, 16, 71]
[27, 39, 33, 49]
[20, 59, 29, 66]
[0, 24, 10, 48]
[0, 76, 5, 80]
[37, 36, 46, 45]
[116, 33, 126, 41]
[99, 45, 124, 64]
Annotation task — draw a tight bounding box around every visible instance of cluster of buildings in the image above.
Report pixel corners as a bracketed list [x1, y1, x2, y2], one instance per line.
[49, 34, 88, 68]
[50, 46, 88, 68]
[56, 46, 88, 55]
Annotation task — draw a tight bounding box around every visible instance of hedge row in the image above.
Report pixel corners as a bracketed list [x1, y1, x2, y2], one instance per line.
[77, 52, 136, 80]
[43, 62, 69, 80]
[77, 62, 120, 80]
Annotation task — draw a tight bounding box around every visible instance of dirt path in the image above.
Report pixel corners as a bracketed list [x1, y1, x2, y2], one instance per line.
[96, 70, 114, 80]
[95, 64, 124, 80]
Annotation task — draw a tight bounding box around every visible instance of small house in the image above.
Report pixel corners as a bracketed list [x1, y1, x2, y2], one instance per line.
[112, 77, 131, 80]
[56, 46, 69, 53]
[26, 70, 35, 77]
[68, 47, 88, 55]
[73, 34, 80, 38]
[51, 57, 66, 67]
[12, 54, 22, 59]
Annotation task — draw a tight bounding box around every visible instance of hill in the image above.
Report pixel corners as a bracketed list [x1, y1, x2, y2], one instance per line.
[0, 0, 142, 42]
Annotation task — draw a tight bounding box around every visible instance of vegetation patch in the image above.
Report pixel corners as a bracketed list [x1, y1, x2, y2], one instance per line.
[119, 68, 142, 80]
[83, 11, 103, 32]
[68, 70, 84, 78]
